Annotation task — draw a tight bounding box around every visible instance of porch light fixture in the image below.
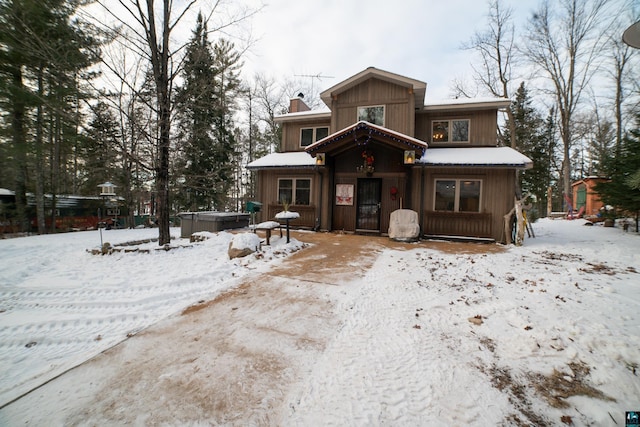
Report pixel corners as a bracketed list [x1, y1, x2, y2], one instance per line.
[316, 153, 326, 166]
[404, 150, 415, 164]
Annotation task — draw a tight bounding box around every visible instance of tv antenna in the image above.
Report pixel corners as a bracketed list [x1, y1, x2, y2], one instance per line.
[294, 72, 334, 97]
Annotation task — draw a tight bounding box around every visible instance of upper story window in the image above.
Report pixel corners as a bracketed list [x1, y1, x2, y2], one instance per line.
[432, 119, 470, 143]
[357, 105, 385, 126]
[434, 179, 481, 212]
[300, 127, 329, 147]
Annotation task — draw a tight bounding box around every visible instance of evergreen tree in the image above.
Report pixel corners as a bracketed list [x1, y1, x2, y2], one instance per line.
[595, 114, 640, 231]
[210, 38, 242, 211]
[586, 117, 614, 176]
[0, 0, 101, 232]
[0, 0, 39, 230]
[504, 82, 553, 217]
[174, 16, 242, 212]
[80, 102, 121, 194]
[175, 13, 220, 211]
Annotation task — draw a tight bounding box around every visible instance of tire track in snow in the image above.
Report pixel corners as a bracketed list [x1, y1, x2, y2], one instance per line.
[0, 234, 271, 408]
[286, 249, 508, 426]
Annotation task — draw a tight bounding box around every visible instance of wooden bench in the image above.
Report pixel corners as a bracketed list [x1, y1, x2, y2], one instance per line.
[251, 221, 282, 245]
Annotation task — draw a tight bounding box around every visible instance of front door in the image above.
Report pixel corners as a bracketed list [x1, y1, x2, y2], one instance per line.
[357, 178, 381, 231]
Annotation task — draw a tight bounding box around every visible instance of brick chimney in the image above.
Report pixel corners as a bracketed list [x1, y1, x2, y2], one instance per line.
[289, 94, 311, 113]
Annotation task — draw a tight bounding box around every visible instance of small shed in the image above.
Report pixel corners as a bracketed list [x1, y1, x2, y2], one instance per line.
[571, 177, 608, 217]
[178, 212, 250, 238]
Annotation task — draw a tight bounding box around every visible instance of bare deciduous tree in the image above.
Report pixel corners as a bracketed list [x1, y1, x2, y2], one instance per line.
[459, 0, 517, 148]
[92, 0, 256, 245]
[604, 1, 638, 156]
[523, 0, 610, 206]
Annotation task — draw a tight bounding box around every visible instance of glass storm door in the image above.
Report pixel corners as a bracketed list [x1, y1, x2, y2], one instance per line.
[357, 178, 382, 231]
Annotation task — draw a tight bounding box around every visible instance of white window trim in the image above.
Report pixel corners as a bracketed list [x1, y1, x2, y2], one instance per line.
[357, 105, 385, 126]
[431, 119, 470, 143]
[300, 126, 329, 147]
[433, 178, 482, 212]
[277, 177, 312, 205]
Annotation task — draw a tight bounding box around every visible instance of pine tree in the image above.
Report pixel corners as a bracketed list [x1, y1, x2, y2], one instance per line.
[81, 102, 121, 194]
[595, 114, 640, 231]
[175, 13, 220, 211]
[210, 38, 242, 211]
[0, 0, 101, 232]
[504, 82, 553, 218]
[174, 16, 242, 212]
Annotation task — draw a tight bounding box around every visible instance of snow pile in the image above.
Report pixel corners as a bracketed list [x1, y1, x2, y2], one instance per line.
[229, 232, 262, 251]
[275, 211, 301, 220]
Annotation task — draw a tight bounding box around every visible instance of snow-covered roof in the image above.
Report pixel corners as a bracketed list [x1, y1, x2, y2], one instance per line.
[422, 97, 511, 111]
[305, 121, 428, 154]
[417, 147, 532, 169]
[274, 108, 332, 122]
[0, 188, 15, 196]
[247, 147, 531, 170]
[246, 152, 316, 169]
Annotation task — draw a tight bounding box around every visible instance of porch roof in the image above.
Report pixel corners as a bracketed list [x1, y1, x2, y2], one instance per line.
[417, 147, 533, 169]
[305, 121, 428, 156]
[247, 146, 532, 170]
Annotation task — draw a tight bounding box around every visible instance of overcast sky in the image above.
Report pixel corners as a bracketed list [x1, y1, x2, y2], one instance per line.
[239, 0, 541, 101]
[87, 0, 632, 108]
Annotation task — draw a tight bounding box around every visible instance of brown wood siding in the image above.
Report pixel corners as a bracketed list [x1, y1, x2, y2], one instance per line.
[253, 169, 320, 229]
[331, 172, 409, 233]
[280, 119, 331, 152]
[412, 167, 516, 242]
[415, 110, 498, 147]
[424, 211, 493, 238]
[380, 175, 409, 233]
[266, 204, 316, 228]
[334, 143, 409, 174]
[330, 78, 413, 136]
[332, 174, 358, 231]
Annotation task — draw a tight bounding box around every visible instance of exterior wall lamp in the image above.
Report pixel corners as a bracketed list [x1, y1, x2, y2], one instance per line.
[404, 150, 415, 164]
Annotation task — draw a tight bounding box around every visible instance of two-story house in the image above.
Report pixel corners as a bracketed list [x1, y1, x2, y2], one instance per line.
[247, 67, 532, 243]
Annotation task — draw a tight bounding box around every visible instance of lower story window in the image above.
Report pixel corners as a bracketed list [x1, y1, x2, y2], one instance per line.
[278, 178, 311, 205]
[434, 179, 481, 212]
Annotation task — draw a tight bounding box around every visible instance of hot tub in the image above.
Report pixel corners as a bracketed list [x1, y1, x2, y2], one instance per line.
[179, 211, 250, 238]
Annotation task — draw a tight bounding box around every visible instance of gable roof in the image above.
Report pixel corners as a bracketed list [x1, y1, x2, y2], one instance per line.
[320, 67, 427, 109]
[305, 121, 428, 157]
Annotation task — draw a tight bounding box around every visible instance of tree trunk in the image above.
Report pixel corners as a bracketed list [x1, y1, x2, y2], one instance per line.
[153, 0, 172, 246]
[35, 67, 46, 234]
[11, 67, 28, 232]
[563, 135, 571, 207]
[50, 106, 62, 233]
[157, 98, 171, 245]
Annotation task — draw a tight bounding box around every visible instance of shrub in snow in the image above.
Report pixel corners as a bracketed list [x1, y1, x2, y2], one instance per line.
[228, 233, 261, 259]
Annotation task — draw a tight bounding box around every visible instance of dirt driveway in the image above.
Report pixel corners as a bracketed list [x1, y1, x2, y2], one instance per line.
[2, 231, 501, 426]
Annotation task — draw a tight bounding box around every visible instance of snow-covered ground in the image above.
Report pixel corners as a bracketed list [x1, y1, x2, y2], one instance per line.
[0, 227, 305, 408]
[0, 219, 639, 425]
